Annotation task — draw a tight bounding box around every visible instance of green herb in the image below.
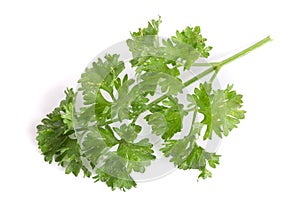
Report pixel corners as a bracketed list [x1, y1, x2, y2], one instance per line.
[37, 89, 91, 177]
[36, 17, 271, 191]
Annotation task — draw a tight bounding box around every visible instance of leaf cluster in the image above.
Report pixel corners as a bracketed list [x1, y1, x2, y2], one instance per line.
[36, 17, 246, 191]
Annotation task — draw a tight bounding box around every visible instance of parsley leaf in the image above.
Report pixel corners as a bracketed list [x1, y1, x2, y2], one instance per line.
[131, 16, 162, 37]
[78, 54, 124, 105]
[93, 124, 155, 190]
[117, 138, 156, 173]
[138, 72, 183, 95]
[161, 135, 220, 179]
[193, 83, 246, 139]
[145, 97, 186, 140]
[93, 152, 137, 191]
[127, 17, 212, 76]
[36, 89, 91, 177]
[162, 26, 212, 70]
[145, 112, 167, 136]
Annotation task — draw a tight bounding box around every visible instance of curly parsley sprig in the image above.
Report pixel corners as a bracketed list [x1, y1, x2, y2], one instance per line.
[36, 17, 271, 191]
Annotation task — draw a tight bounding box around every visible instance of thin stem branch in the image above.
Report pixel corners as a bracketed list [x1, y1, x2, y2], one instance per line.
[147, 95, 167, 107]
[188, 107, 198, 136]
[192, 62, 218, 67]
[209, 67, 220, 84]
[219, 36, 272, 67]
[183, 66, 215, 88]
[185, 35, 272, 88]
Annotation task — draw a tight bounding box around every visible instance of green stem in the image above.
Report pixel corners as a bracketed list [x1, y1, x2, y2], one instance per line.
[147, 95, 167, 107]
[183, 66, 215, 88]
[208, 68, 219, 84]
[219, 36, 272, 67]
[191, 62, 218, 67]
[188, 107, 198, 136]
[186, 35, 272, 88]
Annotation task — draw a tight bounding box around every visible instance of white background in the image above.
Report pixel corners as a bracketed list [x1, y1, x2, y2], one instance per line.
[1, 0, 299, 214]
